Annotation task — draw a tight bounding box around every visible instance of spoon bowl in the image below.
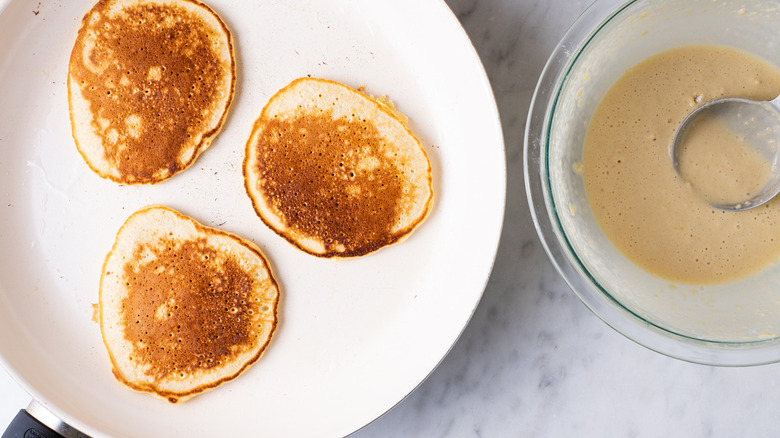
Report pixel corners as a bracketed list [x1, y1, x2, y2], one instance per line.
[672, 95, 780, 211]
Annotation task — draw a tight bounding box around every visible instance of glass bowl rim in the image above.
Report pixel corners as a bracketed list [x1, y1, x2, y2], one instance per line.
[523, 0, 780, 366]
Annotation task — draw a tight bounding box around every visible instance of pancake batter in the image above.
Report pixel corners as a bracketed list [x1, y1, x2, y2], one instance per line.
[583, 45, 780, 284]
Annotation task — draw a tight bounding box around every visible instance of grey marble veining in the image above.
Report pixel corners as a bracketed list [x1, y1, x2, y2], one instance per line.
[352, 0, 780, 436]
[3, 0, 780, 436]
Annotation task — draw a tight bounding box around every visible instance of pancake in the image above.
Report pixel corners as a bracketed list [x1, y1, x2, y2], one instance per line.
[68, 0, 235, 184]
[100, 205, 279, 403]
[244, 77, 434, 258]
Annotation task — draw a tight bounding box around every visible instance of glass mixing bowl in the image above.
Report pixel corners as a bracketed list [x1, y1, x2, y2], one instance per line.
[525, 0, 780, 365]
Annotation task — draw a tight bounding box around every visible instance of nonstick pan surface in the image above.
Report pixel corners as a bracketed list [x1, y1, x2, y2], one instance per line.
[0, 1, 505, 436]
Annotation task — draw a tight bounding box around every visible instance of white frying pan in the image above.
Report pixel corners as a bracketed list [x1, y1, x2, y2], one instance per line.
[0, 0, 505, 436]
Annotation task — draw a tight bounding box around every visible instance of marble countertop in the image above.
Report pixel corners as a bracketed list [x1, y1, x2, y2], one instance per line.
[4, 0, 780, 436]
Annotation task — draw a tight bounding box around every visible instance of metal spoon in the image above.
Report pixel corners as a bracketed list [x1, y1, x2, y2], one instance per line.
[671, 95, 780, 211]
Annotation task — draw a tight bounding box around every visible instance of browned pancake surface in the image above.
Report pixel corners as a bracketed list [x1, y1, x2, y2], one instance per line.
[244, 78, 433, 258]
[100, 206, 279, 403]
[256, 112, 407, 256]
[120, 236, 266, 382]
[68, 0, 234, 184]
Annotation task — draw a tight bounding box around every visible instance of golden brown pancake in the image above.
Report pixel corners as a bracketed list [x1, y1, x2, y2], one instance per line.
[100, 205, 279, 403]
[244, 77, 434, 258]
[68, 0, 235, 184]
